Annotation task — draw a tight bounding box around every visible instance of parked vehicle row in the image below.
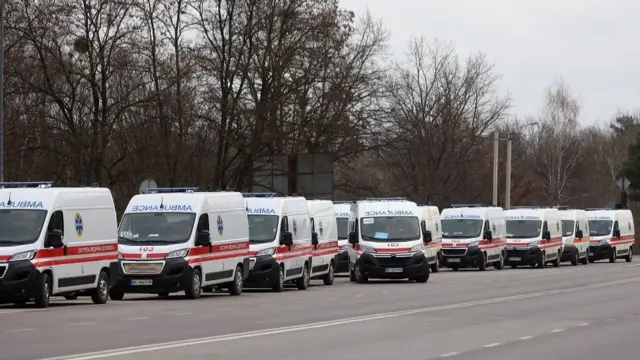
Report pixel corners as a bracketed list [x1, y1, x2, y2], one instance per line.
[0, 182, 634, 309]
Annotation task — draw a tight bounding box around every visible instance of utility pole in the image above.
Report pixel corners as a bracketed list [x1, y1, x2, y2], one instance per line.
[505, 136, 512, 209]
[0, 0, 5, 182]
[492, 131, 499, 206]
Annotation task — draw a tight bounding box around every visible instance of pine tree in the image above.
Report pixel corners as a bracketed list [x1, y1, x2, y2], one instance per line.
[621, 133, 640, 201]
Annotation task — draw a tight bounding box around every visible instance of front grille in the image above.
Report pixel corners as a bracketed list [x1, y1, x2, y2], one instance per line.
[122, 261, 164, 275]
[0, 265, 6, 278]
[374, 256, 413, 267]
[442, 248, 466, 256]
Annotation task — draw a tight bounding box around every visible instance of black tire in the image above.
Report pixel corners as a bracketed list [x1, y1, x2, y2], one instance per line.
[349, 266, 357, 282]
[570, 252, 578, 266]
[13, 299, 28, 306]
[431, 256, 440, 273]
[296, 263, 310, 290]
[229, 266, 243, 296]
[537, 251, 546, 269]
[91, 271, 110, 305]
[355, 263, 368, 283]
[451, 266, 459, 271]
[589, 258, 595, 263]
[415, 265, 430, 283]
[272, 265, 285, 292]
[625, 246, 633, 262]
[34, 272, 51, 308]
[580, 253, 588, 265]
[510, 264, 517, 269]
[158, 292, 170, 297]
[552, 251, 561, 267]
[322, 261, 335, 285]
[478, 253, 487, 271]
[494, 252, 504, 270]
[609, 248, 617, 263]
[185, 268, 202, 299]
[64, 294, 79, 300]
[109, 289, 124, 300]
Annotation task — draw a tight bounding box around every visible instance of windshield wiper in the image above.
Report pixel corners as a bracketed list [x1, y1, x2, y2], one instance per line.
[0, 240, 23, 245]
[139, 239, 180, 244]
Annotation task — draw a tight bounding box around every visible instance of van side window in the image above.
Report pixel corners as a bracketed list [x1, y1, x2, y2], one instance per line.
[197, 214, 210, 232]
[47, 211, 64, 234]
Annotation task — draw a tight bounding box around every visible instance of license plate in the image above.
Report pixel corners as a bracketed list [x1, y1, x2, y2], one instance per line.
[249, 259, 255, 270]
[448, 258, 461, 263]
[130, 279, 153, 286]
[508, 257, 521, 261]
[385, 268, 403, 273]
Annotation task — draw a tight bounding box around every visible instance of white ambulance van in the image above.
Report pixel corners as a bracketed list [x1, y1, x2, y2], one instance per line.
[587, 208, 635, 263]
[346, 197, 431, 283]
[440, 205, 506, 271]
[243, 193, 313, 292]
[0, 181, 118, 308]
[504, 207, 562, 268]
[557, 207, 590, 265]
[110, 188, 250, 300]
[333, 201, 352, 274]
[307, 200, 339, 285]
[418, 205, 443, 272]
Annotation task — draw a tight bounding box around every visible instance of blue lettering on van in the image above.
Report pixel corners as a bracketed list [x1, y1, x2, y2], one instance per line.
[336, 212, 350, 217]
[131, 204, 192, 212]
[364, 210, 413, 216]
[505, 215, 539, 220]
[247, 208, 276, 214]
[0, 201, 44, 208]
[442, 214, 481, 219]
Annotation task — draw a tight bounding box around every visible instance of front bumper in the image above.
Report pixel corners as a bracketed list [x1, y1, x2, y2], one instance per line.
[335, 250, 350, 273]
[589, 243, 613, 260]
[244, 255, 280, 287]
[111, 258, 193, 294]
[0, 260, 41, 304]
[505, 247, 542, 266]
[440, 246, 483, 267]
[560, 244, 578, 261]
[355, 252, 428, 279]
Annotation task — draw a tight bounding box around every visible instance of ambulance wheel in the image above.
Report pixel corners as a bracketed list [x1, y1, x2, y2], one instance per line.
[109, 289, 124, 300]
[158, 293, 170, 297]
[34, 272, 51, 308]
[580, 253, 588, 265]
[552, 251, 561, 267]
[451, 266, 459, 271]
[355, 263, 368, 283]
[609, 248, 617, 263]
[589, 257, 595, 263]
[537, 252, 546, 269]
[478, 253, 487, 271]
[430, 256, 440, 273]
[296, 262, 310, 290]
[322, 261, 335, 285]
[494, 252, 504, 270]
[625, 246, 633, 262]
[64, 294, 79, 300]
[414, 265, 430, 283]
[349, 264, 357, 282]
[272, 265, 285, 292]
[510, 265, 517, 269]
[570, 252, 579, 266]
[13, 300, 27, 306]
[185, 268, 202, 299]
[91, 271, 110, 304]
[229, 266, 243, 296]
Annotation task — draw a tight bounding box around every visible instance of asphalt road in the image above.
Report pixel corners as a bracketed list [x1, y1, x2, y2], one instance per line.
[2, 261, 640, 360]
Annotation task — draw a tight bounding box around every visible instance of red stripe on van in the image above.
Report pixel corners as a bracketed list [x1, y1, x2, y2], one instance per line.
[34, 243, 118, 259]
[34, 254, 117, 268]
[0, 255, 11, 261]
[120, 240, 250, 260]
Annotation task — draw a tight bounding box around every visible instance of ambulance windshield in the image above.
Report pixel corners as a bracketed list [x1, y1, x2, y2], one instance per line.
[248, 215, 279, 243]
[0, 209, 47, 245]
[359, 216, 420, 241]
[337, 218, 349, 240]
[506, 220, 542, 238]
[442, 219, 482, 238]
[588, 220, 612, 236]
[561, 220, 574, 236]
[118, 212, 196, 244]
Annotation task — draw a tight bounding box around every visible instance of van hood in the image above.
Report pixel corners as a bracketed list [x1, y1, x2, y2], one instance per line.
[119, 243, 189, 260]
[506, 237, 540, 247]
[359, 239, 423, 253]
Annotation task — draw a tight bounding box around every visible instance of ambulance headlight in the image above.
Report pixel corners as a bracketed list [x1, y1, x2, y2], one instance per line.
[165, 249, 189, 259]
[468, 241, 480, 247]
[410, 244, 423, 253]
[340, 244, 348, 251]
[9, 250, 37, 262]
[529, 240, 540, 247]
[600, 238, 609, 244]
[360, 245, 375, 253]
[256, 247, 276, 256]
[117, 252, 124, 260]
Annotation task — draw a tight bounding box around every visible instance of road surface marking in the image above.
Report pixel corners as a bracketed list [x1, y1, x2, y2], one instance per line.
[327, 297, 338, 300]
[127, 317, 148, 321]
[550, 329, 563, 333]
[440, 352, 460, 357]
[354, 294, 364, 297]
[219, 308, 235, 311]
[519, 336, 533, 340]
[578, 323, 590, 326]
[484, 343, 501, 348]
[171, 313, 191, 316]
[36, 276, 640, 360]
[71, 322, 96, 326]
[626, 264, 640, 267]
[259, 304, 273, 307]
[7, 328, 36, 333]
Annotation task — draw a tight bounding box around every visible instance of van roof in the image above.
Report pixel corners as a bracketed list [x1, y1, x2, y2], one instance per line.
[125, 191, 245, 213]
[0, 187, 114, 210]
[505, 208, 559, 219]
[307, 200, 335, 217]
[586, 209, 631, 220]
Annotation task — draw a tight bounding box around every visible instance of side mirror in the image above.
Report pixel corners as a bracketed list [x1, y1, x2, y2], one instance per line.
[280, 231, 293, 246]
[423, 230, 432, 244]
[46, 229, 64, 248]
[543, 230, 551, 240]
[311, 232, 319, 246]
[613, 229, 621, 238]
[196, 230, 211, 246]
[575, 229, 583, 238]
[484, 230, 493, 240]
[348, 232, 358, 244]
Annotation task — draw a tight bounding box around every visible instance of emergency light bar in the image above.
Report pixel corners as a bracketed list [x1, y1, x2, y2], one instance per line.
[333, 201, 354, 204]
[242, 192, 276, 198]
[0, 181, 54, 188]
[147, 187, 198, 194]
[510, 206, 540, 209]
[586, 208, 613, 211]
[450, 204, 482, 208]
[364, 197, 407, 201]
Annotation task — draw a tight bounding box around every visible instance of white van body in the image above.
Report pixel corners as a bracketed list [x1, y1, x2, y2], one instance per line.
[111, 189, 250, 300]
[558, 209, 590, 265]
[0, 182, 118, 308]
[418, 206, 443, 272]
[504, 207, 562, 268]
[346, 198, 431, 283]
[440, 206, 506, 271]
[244, 195, 313, 291]
[307, 200, 339, 285]
[333, 202, 352, 273]
[587, 209, 635, 263]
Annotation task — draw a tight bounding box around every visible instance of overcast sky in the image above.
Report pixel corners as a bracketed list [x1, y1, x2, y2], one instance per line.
[340, 0, 639, 126]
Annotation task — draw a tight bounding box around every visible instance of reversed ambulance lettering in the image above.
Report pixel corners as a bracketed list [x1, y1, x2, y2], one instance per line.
[364, 210, 414, 216]
[131, 204, 192, 212]
[0, 201, 44, 208]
